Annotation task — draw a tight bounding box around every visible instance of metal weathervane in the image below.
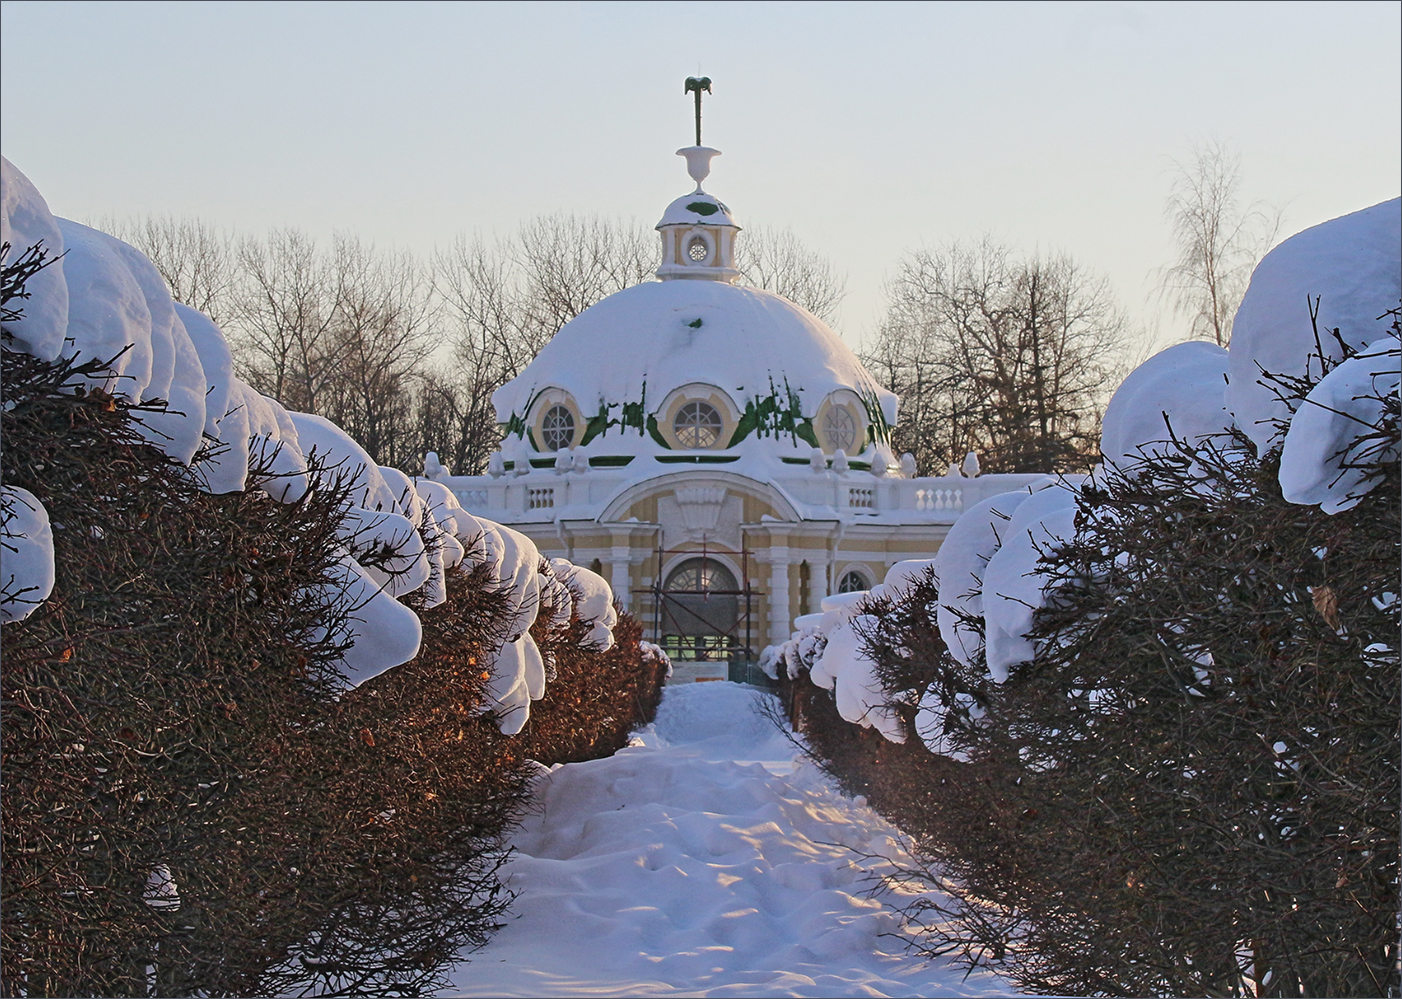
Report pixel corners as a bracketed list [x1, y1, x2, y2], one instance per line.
[684, 76, 712, 146]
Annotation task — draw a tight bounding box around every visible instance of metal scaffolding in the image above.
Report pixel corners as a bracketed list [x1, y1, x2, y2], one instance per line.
[644, 542, 756, 668]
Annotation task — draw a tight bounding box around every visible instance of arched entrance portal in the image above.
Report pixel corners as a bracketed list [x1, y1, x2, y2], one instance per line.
[655, 550, 754, 680]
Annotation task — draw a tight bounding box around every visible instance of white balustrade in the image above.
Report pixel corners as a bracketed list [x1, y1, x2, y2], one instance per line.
[913, 487, 963, 512]
[846, 486, 875, 510]
[455, 488, 489, 510]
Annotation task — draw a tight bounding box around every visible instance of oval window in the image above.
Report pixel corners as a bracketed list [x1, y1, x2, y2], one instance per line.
[823, 405, 858, 452]
[540, 404, 575, 451]
[687, 235, 710, 263]
[673, 401, 722, 449]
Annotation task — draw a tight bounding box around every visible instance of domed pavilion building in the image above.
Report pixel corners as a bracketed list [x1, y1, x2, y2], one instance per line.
[439, 143, 1040, 681]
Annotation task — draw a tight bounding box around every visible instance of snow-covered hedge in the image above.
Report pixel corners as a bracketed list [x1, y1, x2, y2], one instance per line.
[0, 156, 620, 733]
[771, 197, 1400, 752]
[0, 159, 667, 997]
[768, 199, 1400, 997]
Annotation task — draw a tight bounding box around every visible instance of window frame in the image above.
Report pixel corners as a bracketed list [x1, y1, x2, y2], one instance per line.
[672, 400, 724, 449]
[528, 389, 582, 453]
[540, 404, 577, 452]
[837, 569, 870, 594]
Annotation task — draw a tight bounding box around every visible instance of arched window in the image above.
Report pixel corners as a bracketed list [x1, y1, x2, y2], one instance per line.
[838, 569, 869, 593]
[673, 401, 723, 449]
[662, 558, 739, 650]
[687, 235, 710, 262]
[666, 558, 737, 595]
[540, 404, 575, 451]
[823, 405, 858, 452]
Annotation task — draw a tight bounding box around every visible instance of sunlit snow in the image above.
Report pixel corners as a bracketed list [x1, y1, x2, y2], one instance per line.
[441, 682, 1024, 998]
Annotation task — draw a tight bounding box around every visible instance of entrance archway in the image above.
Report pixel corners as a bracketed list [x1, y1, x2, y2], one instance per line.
[655, 553, 751, 667]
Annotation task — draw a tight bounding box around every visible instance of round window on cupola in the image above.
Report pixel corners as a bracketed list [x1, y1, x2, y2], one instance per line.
[674, 401, 723, 448]
[529, 390, 582, 452]
[541, 405, 575, 451]
[682, 227, 715, 266]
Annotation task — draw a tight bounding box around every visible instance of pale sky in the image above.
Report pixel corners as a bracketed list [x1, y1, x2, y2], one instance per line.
[2, 1, 1398, 353]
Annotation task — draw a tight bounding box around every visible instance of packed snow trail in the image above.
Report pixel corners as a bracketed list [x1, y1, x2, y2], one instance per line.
[440, 682, 1021, 998]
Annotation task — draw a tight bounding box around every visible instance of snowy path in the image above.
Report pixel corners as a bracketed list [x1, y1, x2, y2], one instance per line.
[440, 682, 1020, 998]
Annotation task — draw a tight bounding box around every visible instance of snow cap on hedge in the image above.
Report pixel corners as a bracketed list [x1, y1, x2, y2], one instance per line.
[1, 487, 56, 624]
[981, 483, 1078, 682]
[1, 156, 68, 361]
[932, 488, 1038, 668]
[1228, 197, 1401, 454]
[1278, 334, 1400, 513]
[1101, 341, 1232, 473]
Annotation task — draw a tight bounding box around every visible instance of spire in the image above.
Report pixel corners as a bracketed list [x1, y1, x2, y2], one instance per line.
[655, 77, 741, 282]
[684, 76, 711, 146]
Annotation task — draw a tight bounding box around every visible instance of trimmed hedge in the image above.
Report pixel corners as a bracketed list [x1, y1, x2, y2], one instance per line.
[778, 353, 1399, 997]
[1, 334, 665, 996]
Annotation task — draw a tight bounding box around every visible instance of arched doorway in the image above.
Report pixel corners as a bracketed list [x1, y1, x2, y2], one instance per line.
[656, 554, 750, 668]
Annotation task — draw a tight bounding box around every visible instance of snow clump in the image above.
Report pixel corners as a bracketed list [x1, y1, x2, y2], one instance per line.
[1278, 334, 1400, 513]
[1, 486, 56, 624]
[1099, 341, 1232, 474]
[930, 488, 1037, 669]
[980, 482, 1079, 682]
[1227, 198, 1400, 455]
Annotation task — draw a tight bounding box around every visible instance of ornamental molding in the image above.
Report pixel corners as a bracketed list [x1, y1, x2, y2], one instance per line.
[673, 486, 728, 534]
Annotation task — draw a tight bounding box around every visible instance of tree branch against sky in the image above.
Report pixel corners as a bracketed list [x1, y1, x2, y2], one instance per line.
[865, 239, 1132, 475]
[1157, 140, 1282, 347]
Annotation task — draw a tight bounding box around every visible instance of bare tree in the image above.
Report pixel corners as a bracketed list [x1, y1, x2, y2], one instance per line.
[514, 213, 657, 333]
[735, 225, 847, 324]
[429, 215, 658, 473]
[436, 232, 551, 383]
[1157, 140, 1280, 346]
[865, 239, 1132, 474]
[320, 236, 436, 467]
[432, 235, 549, 476]
[229, 229, 341, 413]
[863, 252, 959, 476]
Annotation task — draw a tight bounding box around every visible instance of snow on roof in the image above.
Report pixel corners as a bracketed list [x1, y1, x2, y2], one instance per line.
[1228, 197, 1401, 454]
[656, 192, 739, 229]
[492, 278, 897, 432]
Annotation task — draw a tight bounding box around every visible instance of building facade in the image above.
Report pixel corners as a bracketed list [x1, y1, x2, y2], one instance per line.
[437, 144, 1041, 680]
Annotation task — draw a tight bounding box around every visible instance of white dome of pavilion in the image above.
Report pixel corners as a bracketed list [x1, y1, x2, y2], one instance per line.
[440, 108, 1048, 666]
[492, 278, 897, 460]
[492, 145, 895, 465]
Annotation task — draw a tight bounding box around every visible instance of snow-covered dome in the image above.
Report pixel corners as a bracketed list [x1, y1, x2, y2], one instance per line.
[492, 147, 895, 464]
[657, 191, 738, 230]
